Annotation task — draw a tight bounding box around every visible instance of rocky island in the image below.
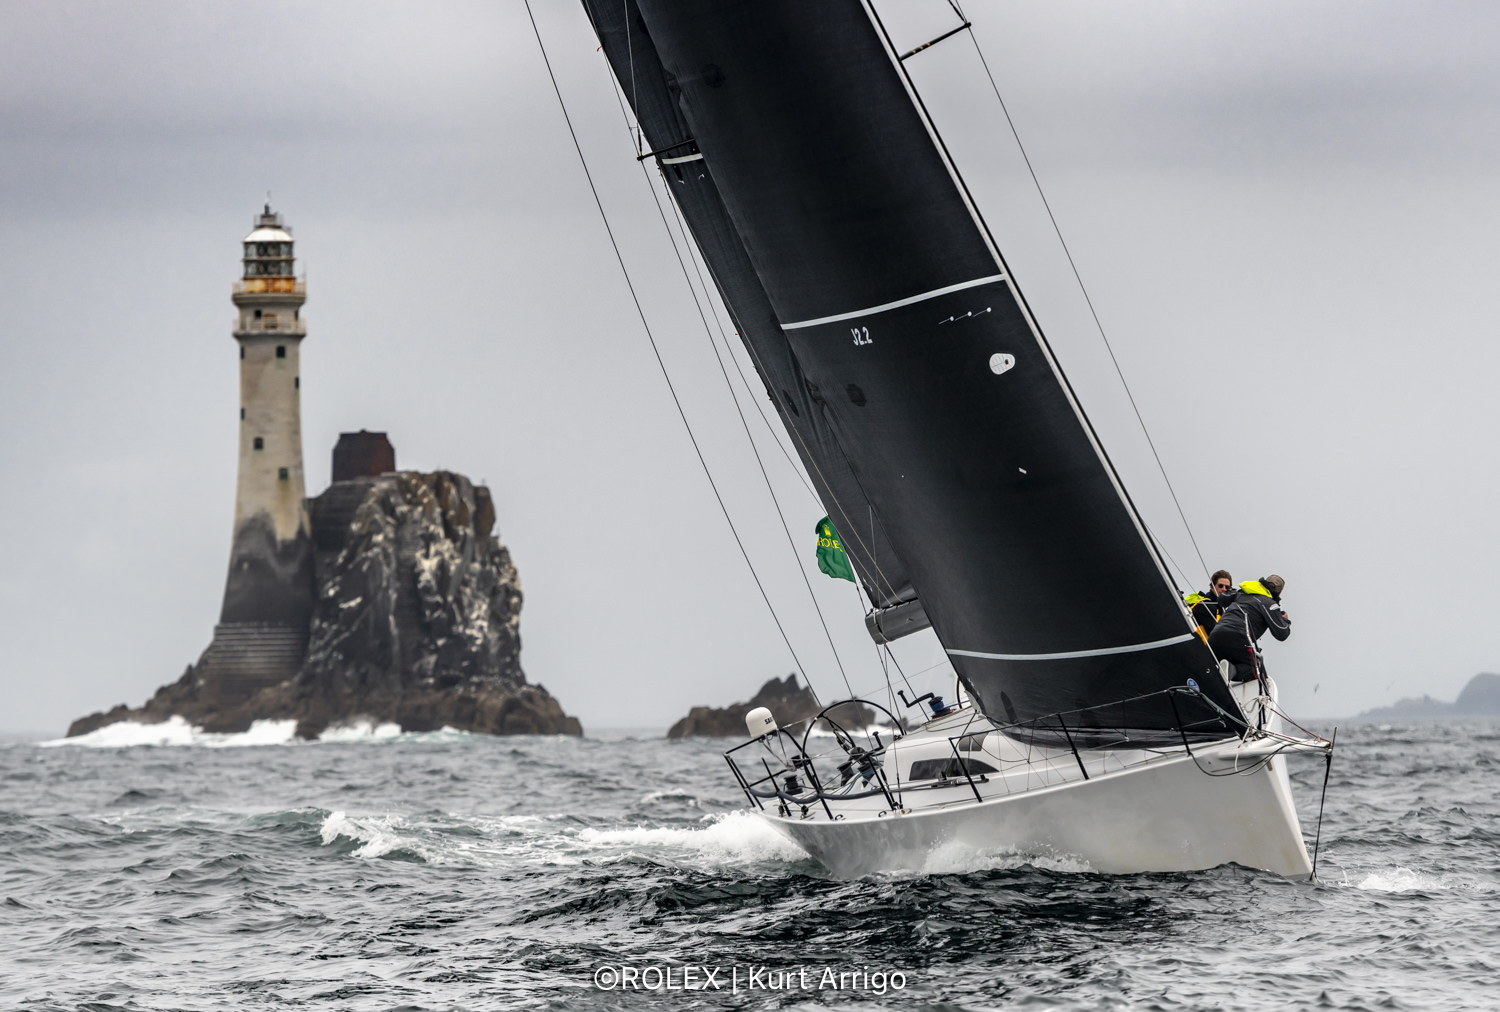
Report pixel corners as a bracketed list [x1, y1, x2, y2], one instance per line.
[68, 211, 578, 740]
[1354, 672, 1500, 722]
[69, 446, 580, 739]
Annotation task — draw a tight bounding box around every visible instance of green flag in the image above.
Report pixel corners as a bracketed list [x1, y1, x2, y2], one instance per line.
[814, 516, 856, 583]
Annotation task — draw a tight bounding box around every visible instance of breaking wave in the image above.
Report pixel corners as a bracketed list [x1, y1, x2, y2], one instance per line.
[317, 720, 403, 742]
[40, 716, 299, 749]
[40, 718, 470, 749]
[318, 810, 437, 862]
[576, 811, 809, 866]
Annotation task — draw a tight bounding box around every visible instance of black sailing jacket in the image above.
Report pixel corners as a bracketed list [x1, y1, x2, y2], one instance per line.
[1208, 586, 1291, 648]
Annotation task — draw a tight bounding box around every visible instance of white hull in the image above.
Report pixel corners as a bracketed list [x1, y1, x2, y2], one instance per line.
[742, 680, 1322, 878]
[761, 738, 1312, 878]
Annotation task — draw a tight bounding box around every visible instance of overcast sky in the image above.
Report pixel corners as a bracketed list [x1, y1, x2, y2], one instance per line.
[2, 1, 1497, 735]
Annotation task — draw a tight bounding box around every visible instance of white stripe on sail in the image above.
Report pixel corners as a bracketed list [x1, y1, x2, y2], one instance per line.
[780, 273, 1006, 330]
[947, 632, 1196, 662]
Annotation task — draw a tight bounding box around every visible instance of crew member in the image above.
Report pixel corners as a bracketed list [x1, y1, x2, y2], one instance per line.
[1207, 574, 1291, 683]
[1184, 570, 1234, 640]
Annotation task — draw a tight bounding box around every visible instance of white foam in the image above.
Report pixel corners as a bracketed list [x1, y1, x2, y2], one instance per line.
[306, 809, 811, 871]
[41, 717, 474, 749]
[915, 840, 1093, 877]
[40, 716, 298, 749]
[317, 720, 403, 742]
[639, 789, 700, 807]
[217, 720, 299, 747]
[1353, 866, 1453, 892]
[577, 811, 808, 866]
[803, 722, 903, 740]
[319, 810, 436, 862]
[42, 715, 197, 748]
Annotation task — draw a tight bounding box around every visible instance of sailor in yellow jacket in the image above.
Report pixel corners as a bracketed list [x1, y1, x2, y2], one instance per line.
[1207, 574, 1291, 683]
[1183, 569, 1234, 641]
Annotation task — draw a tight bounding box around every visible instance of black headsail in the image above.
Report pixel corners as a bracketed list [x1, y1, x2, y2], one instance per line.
[587, 0, 1238, 741]
[584, 0, 924, 621]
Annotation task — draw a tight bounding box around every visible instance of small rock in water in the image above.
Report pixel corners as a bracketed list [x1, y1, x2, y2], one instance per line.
[666, 674, 878, 738]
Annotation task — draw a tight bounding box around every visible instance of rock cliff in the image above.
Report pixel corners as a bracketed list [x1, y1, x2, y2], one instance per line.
[68, 471, 581, 738]
[666, 674, 876, 739]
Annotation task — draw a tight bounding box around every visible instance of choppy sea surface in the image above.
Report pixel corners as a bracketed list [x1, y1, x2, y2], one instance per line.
[2, 718, 1496, 1010]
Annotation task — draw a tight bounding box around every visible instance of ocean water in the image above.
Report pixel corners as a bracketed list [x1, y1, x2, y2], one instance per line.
[1, 719, 1496, 1010]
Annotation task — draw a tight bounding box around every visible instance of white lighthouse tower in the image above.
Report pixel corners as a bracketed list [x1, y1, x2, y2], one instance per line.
[202, 204, 315, 702]
[230, 205, 309, 558]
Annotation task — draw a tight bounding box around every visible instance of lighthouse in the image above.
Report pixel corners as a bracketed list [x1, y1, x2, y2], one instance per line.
[203, 204, 315, 701]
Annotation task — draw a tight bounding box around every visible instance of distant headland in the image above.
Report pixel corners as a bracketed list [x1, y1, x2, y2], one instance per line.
[1353, 672, 1500, 722]
[68, 207, 579, 739]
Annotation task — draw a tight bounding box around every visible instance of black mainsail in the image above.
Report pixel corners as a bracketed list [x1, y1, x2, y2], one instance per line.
[584, 0, 1237, 739]
[586, 0, 924, 621]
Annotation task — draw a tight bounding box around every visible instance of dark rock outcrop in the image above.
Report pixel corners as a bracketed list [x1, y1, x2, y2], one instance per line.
[68, 470, 581, 738]
[1354, 672, 1500, 721]
[666, 674, 876, 739]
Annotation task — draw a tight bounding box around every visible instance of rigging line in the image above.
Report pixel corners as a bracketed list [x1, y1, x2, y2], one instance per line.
[526, 0, 817, 695]
[642, 163, 858, 702]
[717, 328, 821, 504]
[896, 655, 955, 684]
[664, 213, 906, 611]
[666, 181, 823, 507]
[701, 261, 906, 610]
[1140, 516, 1197, 593]
[961, 27, 1211, 583]
[867, 585, 902, 715]
[622, 0, 639, 155]
[1311, 727, 1336, 882]
[621, 160, 904, 604]
[655, 181, 906, 611]
[591, 45, 849, 704]
[883, 641, 917, 698]
[1262, 702, 1331, 745]
[853, 571, 916, 700]
[591, 41, 822, 513]
[593, 7, 902, 611]
[877, 642, 896, 716]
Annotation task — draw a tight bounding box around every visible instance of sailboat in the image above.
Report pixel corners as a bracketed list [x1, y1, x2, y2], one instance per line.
[579, 0, 1332, 877]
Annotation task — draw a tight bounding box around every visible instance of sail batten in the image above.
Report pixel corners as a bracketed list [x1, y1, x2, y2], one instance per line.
[780, 274, 1007, 331]
[948, 633, 1198, 663]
